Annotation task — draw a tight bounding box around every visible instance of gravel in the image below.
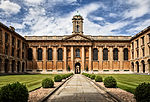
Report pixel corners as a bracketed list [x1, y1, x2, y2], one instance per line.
[28, 81, 63, 102]
[97, 82, 136, 102]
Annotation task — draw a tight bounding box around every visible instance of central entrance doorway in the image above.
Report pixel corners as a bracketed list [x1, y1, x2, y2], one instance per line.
[75, 62, 81, 74]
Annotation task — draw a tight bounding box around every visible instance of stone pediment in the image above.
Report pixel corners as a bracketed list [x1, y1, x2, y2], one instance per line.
[63, 34, 92, 41]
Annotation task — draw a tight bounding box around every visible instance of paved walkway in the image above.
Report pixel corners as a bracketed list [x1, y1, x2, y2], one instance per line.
[46, 74, 116, 102]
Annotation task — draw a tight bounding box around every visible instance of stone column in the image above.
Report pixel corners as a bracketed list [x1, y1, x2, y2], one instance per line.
[32, 47, 37, 71]
[71, 46, 74, 71]
[8, 60, 12, 73]
[119, 47, 123, 70]
[99, 47, 102, 71]
[145, 63, 149, 73]
[139, 63, 142, 73]
[15, 61, 18, 73]
[20, 40, 22, 59]
[53, 47, 57, 71]
[89, 46, 92, 72]
[0, 58, 5, 73]
[109, 47, 113, 69]
[63, 47, 67, 72]
[82, 46, 85, 72]
[9, 34, 12, 56]
[43, 47, 47, 72]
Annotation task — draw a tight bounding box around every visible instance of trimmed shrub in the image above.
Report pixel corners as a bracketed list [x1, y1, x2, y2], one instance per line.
[54, 75, 62, 82]
[42, 78, 54, 88]
[0, 82, 28, 102]
[104, 76, 117, 88]
[135, 82, 150, 102]
[61, 74, 67, 79]
[95, 76, 103, 82]
[90, 74, 96, 79]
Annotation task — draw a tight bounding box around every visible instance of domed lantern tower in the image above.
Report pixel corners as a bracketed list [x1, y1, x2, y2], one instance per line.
[72, 12, 84, 35]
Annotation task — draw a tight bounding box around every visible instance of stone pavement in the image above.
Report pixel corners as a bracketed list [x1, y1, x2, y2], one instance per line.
[45, 74, 117, 102]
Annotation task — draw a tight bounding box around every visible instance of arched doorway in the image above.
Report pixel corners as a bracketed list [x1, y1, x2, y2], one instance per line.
[75, 63, 81, 74]
[131, 62, 134, 72]
[12, 60, 15, 73]
[141, 60, 145, 73]
[5, 59, 9, 73]
[136, 61, 139, 73]
[148, 59, 150, 73]
[17, 61, 20, 72]
[22, 62, 25, 72]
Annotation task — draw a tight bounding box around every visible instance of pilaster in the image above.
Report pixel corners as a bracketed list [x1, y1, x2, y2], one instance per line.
[53, 47, 57, 71]
[82, 46, 85, 72]
[109, 47, 113, 69]
[64, 47, 67, 71]
[71, 46, 74, 71]
[89, 46, 92, 71]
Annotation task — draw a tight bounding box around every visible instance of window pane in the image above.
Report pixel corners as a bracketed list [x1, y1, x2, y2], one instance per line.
[124, 48, 128, 60]
[93, 48, 98, 60]
[113, 48, 118, 60]
[48, 48, 52, 60]
[76, 49, 80, 57]
[103, 48, 108, 60]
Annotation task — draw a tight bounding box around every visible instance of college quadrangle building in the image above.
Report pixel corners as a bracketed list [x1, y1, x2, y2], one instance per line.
[0, 15, 150, 74]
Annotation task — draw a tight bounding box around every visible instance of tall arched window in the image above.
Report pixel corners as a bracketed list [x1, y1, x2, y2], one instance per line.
[57, 48, 63, 61]
[103, 48, 108, 60]
[28, 48, 33, 60]
[37, 48, 42, 61]
[113, 48, 118, 60]
[124, 48, 128, 60]
[93, 48, 98, 60]
[48, 48, 52, 60]
[76, 48, 80, 57]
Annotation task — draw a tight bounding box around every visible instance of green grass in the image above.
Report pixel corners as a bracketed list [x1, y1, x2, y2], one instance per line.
[99, 74, 150, 94]
[0, 74, 56, 91]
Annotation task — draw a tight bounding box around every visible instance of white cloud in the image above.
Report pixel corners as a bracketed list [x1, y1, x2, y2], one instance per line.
[127, 19, 150, 35]
[0, 0, 21, 15]
[24, 0, 44, 4]
[98, 21, 131, 35]
[22, 1, 106, 36]
[109, 13, 117, 18]
[92, 17, 104, 21]
[123, 0, 150, 19]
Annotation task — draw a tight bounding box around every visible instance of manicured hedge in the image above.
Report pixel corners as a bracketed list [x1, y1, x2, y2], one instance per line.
[95, 76, 103, 82]
[104, 76, 117, 88]
[135, 82, 150, 102]
[42, 78, 54, 88]
[0, 82, 28, 102]
[54, 75, 62, 82]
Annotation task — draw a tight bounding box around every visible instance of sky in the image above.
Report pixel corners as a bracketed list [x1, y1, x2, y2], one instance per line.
[0, 0, 150, 36]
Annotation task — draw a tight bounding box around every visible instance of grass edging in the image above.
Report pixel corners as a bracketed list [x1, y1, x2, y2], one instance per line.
[39, 75, 73, 102]
[82, 75, 122, 102]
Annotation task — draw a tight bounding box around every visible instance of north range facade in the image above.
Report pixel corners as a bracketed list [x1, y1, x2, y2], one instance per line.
[0, 15, 150, 74]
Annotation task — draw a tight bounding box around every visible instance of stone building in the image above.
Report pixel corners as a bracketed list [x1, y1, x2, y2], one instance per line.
[0, 15, 150, 74]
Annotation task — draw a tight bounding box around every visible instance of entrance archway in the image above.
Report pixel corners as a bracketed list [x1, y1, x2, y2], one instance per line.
[136, 61, 139, 73]
[5, 59, 9, 73]
[131, 62, 134, 72]
[148, 59, 150, 73]
[12, 60, 15, 73]
[22, 62, 25, 72]
[75, 63, 81, 74]
[141, 60, 145, 73]
[17, 61, 20, 72]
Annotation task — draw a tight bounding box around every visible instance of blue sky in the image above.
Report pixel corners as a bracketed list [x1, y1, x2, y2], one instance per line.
[0, 0, 150, 36]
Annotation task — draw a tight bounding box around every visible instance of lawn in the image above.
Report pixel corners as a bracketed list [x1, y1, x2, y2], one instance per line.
[99, 74, 150, 94]
[0, 74, 56, 91]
